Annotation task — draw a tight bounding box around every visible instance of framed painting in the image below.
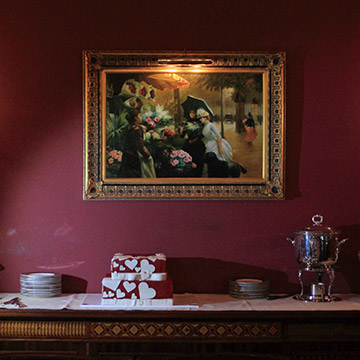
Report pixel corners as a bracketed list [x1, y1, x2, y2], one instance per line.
[83, 51, 285, 200]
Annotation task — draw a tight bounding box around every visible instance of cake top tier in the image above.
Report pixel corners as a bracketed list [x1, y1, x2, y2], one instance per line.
[110, 253, 167, 280]
[112, 253, 166, 261]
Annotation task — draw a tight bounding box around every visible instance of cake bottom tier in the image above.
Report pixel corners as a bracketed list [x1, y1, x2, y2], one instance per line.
[102, 298, 173, 306]
[102, 277, 173, 304]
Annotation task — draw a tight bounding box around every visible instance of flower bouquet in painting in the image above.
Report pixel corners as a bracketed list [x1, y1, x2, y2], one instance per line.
[119, 79, 156, 110]
[138, 81, 156, 100]
[121, 79, 156, 101]
[141, 104, 172, 131]
[123, 97, 143, 110]
[169, 149, 194, 177]
[106, 149, 123, 178]
[120, 79, 139, 97]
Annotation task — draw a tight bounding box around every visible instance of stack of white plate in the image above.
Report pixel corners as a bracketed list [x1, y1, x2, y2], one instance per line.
[20, 272, 62, 297]
[229, 278, 269, 299]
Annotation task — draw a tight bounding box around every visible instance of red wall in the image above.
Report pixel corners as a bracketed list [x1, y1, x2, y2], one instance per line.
[1, 0, 359, 295]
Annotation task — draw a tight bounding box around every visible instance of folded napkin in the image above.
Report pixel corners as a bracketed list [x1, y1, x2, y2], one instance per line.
[0, 293, 74, 310]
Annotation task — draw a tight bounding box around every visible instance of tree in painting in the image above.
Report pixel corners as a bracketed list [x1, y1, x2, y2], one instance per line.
[197, 73, 263, 133]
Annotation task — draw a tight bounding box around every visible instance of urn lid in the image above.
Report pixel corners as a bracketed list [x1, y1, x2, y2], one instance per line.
[295, 214, 341, 234]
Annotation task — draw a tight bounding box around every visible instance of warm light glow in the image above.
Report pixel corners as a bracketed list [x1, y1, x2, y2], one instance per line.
[164, 68, 179, 72]
[162, 67, 205, 73]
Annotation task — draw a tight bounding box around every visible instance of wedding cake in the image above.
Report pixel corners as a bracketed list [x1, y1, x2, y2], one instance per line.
[102, 253, 173, 306]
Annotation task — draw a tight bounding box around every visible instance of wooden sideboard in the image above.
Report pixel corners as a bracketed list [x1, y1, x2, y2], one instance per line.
[0, 307, 360, 360]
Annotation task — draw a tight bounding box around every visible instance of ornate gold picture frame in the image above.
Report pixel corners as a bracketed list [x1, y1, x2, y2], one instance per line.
[83, 51, 285, 200]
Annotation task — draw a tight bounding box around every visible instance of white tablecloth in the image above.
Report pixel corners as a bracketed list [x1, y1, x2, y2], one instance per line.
[1, 293, 360, 311]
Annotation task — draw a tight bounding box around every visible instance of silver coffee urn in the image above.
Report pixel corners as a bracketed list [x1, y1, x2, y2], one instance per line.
[287, 214, 348, 302]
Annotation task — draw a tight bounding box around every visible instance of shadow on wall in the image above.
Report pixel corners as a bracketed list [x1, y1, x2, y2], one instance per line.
[164, 224, 360, 296]
[167, 258, 299, 295]
[283, 46, 306, 200]
[62, 275, 88, 293]
[336, 223, 360, 294]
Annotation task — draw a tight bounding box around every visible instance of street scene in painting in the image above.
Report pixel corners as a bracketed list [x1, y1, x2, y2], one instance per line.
[105, 72, 264, 179]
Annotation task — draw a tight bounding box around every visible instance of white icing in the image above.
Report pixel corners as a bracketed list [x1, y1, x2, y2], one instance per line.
[125, 273, 137, 280]
[149, 273, 167, 281]
[102, 278, 121, 292]
[111, 272, 167, 281]
[112, 253, 166, 262]
[140, 259, 156, 280]
[116, 289, 125, 298]
[140, 259, 155, 277]
[102, 298, 173, 307]
[140, 271, 150, 281]
[146, 253, 166, 262]
[123, 281, 136, 293]
[125, 259, 138, 270]
[138, 282, 156, 299]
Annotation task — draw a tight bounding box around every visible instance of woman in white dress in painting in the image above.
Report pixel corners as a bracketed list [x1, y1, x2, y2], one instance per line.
[197, 108, 233, 162]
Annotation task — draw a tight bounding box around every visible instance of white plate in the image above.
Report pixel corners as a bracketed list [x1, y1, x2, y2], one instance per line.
[21, 273, 61, 281]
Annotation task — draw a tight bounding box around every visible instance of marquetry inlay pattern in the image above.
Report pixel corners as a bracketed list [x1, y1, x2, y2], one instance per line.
[90, 321, 281, 340]
[0, 321, 86, 338]
[288, 322, 360, 340]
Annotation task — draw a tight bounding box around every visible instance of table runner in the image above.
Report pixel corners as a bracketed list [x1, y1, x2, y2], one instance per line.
[1, 293, 360, 311]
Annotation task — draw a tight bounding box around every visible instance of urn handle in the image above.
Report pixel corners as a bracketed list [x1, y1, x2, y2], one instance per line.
[337, 238, 348, 246]
[286, 237, 296, 246]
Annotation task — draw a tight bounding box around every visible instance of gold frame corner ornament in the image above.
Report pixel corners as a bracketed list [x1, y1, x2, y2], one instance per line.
[83, 51, 286, 200]
[85, 179, 105, 199]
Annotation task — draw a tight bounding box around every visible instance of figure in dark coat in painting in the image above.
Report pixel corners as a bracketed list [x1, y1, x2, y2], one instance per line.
[180, 109, 206, 177]
[118, 109, 156, 178]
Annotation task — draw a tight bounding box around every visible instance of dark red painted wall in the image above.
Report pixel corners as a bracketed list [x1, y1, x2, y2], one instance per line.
[1, 0, 359, 295]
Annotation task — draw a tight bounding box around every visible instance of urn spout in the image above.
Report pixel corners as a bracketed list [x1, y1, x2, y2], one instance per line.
[337, 238, 348, 246]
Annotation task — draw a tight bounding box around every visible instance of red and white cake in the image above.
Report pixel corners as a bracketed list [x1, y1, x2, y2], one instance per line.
[102, 253, 173, 306]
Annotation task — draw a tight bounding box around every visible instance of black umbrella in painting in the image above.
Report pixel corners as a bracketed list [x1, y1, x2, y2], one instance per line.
[181, 95, 214, 121]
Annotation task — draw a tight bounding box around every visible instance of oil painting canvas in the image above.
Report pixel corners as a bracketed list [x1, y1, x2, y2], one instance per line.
[105, 71, 264, 180]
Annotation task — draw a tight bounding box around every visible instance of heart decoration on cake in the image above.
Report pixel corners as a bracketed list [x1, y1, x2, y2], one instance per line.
[108, 291, 114, 297]
[113, 262, 119, 268]
[116, 289, 125, 298]
[131, 293, 137, 299]
[125, 259, 138, 270]
[119, 265, 125, 271]
[140, 259, 156, 280]
[123, 281, 136, 293]
[139, 282, 156, 299]
[140, 273, 149, 280]
[135, 266, 141, 273]
[103, 278, 121, 292]
[140, 260, 155, 274]
[103, 291, 108, 298]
